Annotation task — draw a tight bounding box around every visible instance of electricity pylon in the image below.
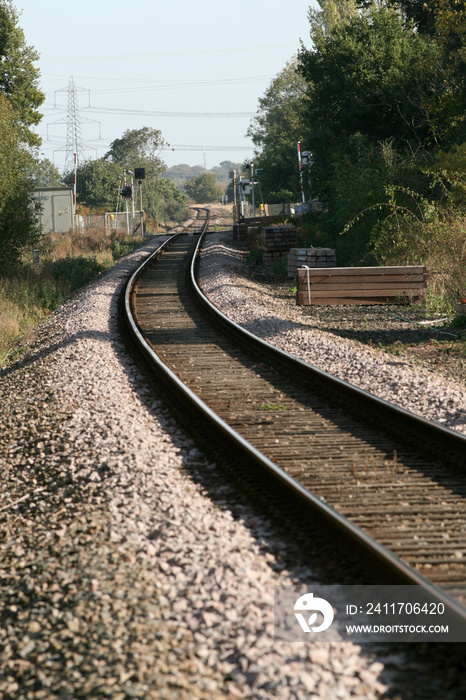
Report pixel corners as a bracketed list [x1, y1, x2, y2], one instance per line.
[47, 76, 102, 174]
[63, 76, 85, 172]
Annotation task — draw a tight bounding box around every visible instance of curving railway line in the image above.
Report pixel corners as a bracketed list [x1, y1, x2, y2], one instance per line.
[123, 208, 466, 637]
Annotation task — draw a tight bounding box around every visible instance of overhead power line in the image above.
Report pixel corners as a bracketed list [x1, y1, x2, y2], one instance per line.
[83, 106, 254, 119]
[164, 145, 252, 152]
[83, 75, 273, 95]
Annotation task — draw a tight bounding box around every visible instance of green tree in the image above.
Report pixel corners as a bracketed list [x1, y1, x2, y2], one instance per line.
[184, 172, 224, 203]
[150, 178, 187, 223]
[0, 1, 44, 270]
[0, 0, 44, 146]
[247, 59, 308, 202]
[384, 0, 437, 34]
[211, 161, 243, 185]
[30, 157, 62, 187]
[0, 94, 40, 272]
[104, 126, 187, 221]
[297, 4, 441, 246]
[299, 6, 440, 153]
[105, 127, 166, 178]
[429, 0, 466, 145]
[287, 3, 455, 264]
[63, 158, 122, 211]
[64, 128, 187, 222]
[308, 0, 358, 38]
[165, 164, 205, 191]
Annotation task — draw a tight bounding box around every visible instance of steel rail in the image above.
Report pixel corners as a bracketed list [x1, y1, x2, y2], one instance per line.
[123, 214, 466, 638]
[191, 232, 466, 468]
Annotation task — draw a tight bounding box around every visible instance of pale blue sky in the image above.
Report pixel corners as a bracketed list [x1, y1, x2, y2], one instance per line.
[17, 0, 315, 172]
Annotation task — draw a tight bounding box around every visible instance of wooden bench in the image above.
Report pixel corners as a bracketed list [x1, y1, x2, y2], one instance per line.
[296, 265, 427, 306]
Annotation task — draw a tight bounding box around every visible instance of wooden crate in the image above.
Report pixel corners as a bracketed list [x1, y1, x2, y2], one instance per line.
[296, 266, 427, 306]
[262, 250, 287, 265]
[288, 247, 336, 278]
[261, 225, 297, 252]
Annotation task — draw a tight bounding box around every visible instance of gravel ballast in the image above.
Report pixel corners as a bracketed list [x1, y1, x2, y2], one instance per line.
[199, 231, 466, 436]
[1, 226, 465, 699]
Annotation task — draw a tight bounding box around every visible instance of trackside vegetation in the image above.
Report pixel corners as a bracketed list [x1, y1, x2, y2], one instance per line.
[0, 227, 149, 367]
[1, 0, 466, 366]
[0, 0, 44, 274]
[0, 3, 189, 366]
[247, 0, 466, 311]
[62, 127, 189, 225]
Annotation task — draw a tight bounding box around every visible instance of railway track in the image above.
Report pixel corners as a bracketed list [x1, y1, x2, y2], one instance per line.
[124, 208, 466, 635]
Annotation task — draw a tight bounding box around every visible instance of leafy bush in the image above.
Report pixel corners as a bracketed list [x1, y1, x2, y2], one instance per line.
[185, 172, 224, 203]
[246, 247, 263, 267]
[111, 239, 141, 259]
[51, 256, 107, 290]
[374, 209, 466, 311]
[270, 255, 289, 276]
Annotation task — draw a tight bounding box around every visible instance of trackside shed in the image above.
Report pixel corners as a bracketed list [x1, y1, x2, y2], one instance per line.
[34, 187, 74, 234]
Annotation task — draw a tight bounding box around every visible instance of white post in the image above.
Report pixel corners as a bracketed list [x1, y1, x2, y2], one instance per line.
[124, 170, 130, 237]
[73, 152, 77, 229]
[251, 163, 256, 218]
[297, 141, 305, 204]
[131, 177, 135, 235]
[139, 181, 144, 236]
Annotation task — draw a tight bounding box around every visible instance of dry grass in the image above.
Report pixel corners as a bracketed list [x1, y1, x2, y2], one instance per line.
[39, 227, 117, 260]
[0, 288, 39, 364]
[371, 207, 466, 313]
[0, 227, 147, 367]
[0, 301, 20, 344]
[424, 215, 466, 311]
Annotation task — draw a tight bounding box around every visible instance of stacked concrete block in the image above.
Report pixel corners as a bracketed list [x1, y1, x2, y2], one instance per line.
[261, 225, 297, 265]
[287, 247, 336, 278]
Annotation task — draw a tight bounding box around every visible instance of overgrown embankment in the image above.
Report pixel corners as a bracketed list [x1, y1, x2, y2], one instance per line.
[0, 228, 153, 366]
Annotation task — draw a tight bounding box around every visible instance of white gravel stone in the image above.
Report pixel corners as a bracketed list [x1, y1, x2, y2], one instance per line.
[7, 230, 460, 698]
[199, 232, 466, 435]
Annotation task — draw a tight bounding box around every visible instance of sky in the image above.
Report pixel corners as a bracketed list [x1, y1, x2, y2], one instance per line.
[17, 0, 315, 174]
